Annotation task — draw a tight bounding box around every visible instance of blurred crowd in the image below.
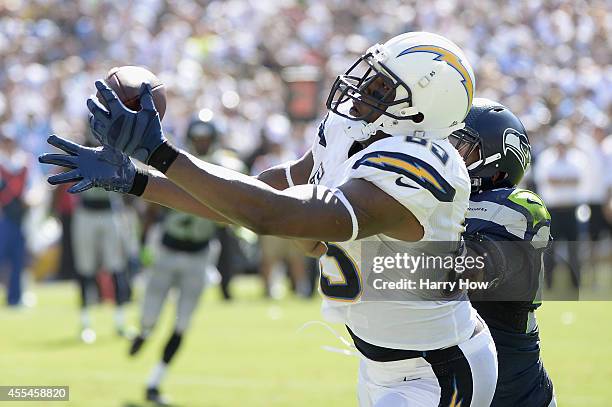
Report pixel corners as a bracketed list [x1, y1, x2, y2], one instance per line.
[0, 0, 611, 305]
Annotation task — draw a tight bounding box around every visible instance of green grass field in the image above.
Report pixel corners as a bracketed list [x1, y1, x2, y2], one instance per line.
[0, 277, 611, 407]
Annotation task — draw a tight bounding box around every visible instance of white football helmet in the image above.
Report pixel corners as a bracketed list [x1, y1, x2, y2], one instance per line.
[326, 32, 475, 141]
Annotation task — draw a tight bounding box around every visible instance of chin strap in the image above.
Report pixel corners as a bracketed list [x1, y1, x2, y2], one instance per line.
[472, 176, 513, 194]
[343, 120, 372, 141]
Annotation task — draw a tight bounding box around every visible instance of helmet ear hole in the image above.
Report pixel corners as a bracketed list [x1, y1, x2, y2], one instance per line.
[411, 112, 424, 123]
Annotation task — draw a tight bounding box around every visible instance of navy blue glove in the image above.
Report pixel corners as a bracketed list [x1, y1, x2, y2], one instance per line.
[87, 81, 178, 172]
[39, 135, 147, 195]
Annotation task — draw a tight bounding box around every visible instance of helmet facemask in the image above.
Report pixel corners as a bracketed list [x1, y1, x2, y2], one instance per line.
[449, 128, 487, 191]
[326, 48, 421, 130]
[449, 128, 481, 165]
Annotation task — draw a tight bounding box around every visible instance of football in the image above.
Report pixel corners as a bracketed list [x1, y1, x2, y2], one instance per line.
[98, 65, 167, 120]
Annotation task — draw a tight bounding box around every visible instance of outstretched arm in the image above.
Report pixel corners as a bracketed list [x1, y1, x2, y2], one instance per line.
[163, 152, 352, 240]
[144, 150, 327, 255]
[141, 170, 229, 222]
[38, 133, 314, 226]
[154, 151, 422, 242]
[143, 149, 326, 256]
[141, 150, 314, 223]
[39, 135, 421, 243]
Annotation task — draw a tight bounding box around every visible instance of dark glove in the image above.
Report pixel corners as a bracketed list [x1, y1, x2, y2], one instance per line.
[87, 81, 178, 172]
[38, 135, 147, 195]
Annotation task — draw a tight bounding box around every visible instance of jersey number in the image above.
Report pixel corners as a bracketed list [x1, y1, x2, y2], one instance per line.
[405, 135, 449, 165]
[320, 244, 361, 301]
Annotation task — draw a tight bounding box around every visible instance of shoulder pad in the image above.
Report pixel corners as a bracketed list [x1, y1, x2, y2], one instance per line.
[468, 188, 551, 245]
[507, 189, 551, 229]
[350, 136, 460, 203]
[352, 150, 456, 202]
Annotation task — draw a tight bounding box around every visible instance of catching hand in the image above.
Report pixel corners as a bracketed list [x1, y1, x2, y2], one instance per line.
[87, 81, 166, 164]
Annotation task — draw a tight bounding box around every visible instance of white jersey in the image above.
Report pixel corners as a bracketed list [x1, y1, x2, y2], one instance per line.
[309, 112, 475, 350]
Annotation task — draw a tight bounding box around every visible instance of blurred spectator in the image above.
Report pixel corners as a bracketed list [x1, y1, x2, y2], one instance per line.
[579, 125, 612, 241]
[0, 130, 34, 306]
[603, 134, 612, 224]
[534, 129, 589, 289]
[1, 0, 608, 162]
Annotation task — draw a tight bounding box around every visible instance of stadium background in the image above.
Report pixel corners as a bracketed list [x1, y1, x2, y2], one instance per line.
[0, 0, 610, 406]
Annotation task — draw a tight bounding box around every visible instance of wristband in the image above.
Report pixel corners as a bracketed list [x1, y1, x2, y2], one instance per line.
[148, 141, 179, 173]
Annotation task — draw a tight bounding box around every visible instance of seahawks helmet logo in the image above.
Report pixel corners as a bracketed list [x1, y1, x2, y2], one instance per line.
[503, 128, 531, 170]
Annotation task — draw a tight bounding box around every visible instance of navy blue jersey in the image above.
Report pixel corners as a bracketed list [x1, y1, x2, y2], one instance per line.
[466, 188, 551, 328]
[466, 187, 551, 245]
[465, 187, 554, 407]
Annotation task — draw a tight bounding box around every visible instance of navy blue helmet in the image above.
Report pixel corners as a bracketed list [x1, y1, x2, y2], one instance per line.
[450, 98, 531, 193]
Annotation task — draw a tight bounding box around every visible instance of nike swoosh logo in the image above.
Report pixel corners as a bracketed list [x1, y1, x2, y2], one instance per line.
[526, 198, 542, 206]
[395, 177, 418, 189]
